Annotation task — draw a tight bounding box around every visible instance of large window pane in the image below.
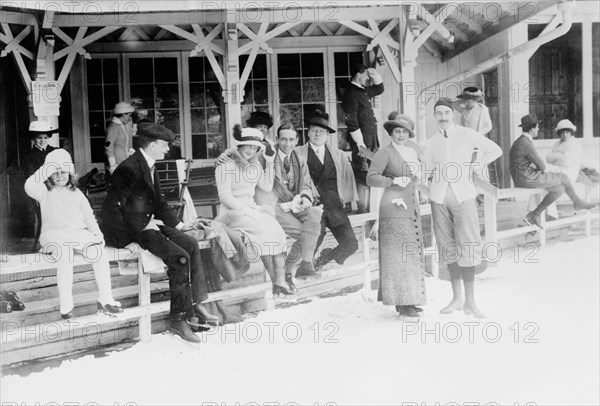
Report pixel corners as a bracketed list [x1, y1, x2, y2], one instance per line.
[86, 57, 120, 163]
[189, 56, 224, 159]
[277, 52, 325, 145]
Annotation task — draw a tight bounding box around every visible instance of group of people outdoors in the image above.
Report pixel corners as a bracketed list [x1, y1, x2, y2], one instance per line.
[20, 64, 597, 342]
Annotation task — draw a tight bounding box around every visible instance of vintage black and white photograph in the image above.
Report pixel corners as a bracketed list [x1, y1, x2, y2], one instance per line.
[1, 1, 599, 405]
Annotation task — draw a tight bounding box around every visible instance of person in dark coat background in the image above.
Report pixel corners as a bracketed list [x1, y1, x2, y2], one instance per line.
[341, 63, 384, 172]
[23, 121, 58, 177]
[101, 122, 218, 343]
[22, 121, 59, 240]
[509, 114, 596, 228]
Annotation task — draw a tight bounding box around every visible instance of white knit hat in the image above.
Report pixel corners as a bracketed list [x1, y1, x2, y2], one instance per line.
[113, 101, 135, 115]
[43, 149, 75, 177]
[555, 119, 576, 133]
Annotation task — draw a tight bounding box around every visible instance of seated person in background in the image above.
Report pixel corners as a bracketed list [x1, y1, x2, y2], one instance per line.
[25, 149, 122, 319]
[270, 121, 323, 284]
[545, 119, 582, 184]
[295, 110, 359, 270]
[101, 123, 219, 343]
[215, 125, 296, 300]
[509, 114, 596, 229]
[105, 101, 135, 174]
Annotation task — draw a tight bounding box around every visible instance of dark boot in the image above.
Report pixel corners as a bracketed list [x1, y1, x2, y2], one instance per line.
[313, 247, 335, 271]
[525, 193, 558, 229]
[440, 263, 464, 314]
[170, 313, 201, 343]
[260, 255, 277, 283]
[285, 273, 298, 294]
[397, 305, 420, 319]
[295, 260, 320, 279]
[193, 303, 220, 326]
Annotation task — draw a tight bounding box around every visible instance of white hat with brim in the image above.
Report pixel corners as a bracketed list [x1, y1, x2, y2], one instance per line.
[555, 119, 577, 133]
[113, 101, 135, 115]
[43, 149, 75, 177]
[235, 127, 265, 150]
[29, 120, 57, 133]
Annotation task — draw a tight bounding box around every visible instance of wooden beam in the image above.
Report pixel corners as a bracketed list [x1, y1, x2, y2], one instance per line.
[117, 27, 134, 42]
[159, 24, 224, 56]
[133, 27, 150, 41]
[442, 1, 560, 61]
[416, 4, 453, 42]
[57, 27, 87, 89]
[49, 6, 403, 27]
[303, 23, 318, 37]
[443, 21, 468, 43]
[153, 28, 167, 40]
[189, 23, 225, 88]
[239, 23, 268, 90]
[423, 38, 442, 58]
[42, 10, 55, 29]
[339, 20, 374, 38]
[335, 25, 347, 36]
[85, 35, 370, 54]
[317, 23, 334, 37]
[53, 26, 119, 60]
[0, 24, 33, 59]
[0, 9, 37, 26]
[1, 23, 32, 91]
[453, 4, 483, 35]
[366, 19, 399, 51]
[238, 22, 301, 55]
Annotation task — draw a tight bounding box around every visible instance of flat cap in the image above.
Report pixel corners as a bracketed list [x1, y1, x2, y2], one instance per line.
[137, 122, 175, 141]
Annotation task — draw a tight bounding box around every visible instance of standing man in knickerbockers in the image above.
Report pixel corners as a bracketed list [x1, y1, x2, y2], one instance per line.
[424, 98, 502, 319]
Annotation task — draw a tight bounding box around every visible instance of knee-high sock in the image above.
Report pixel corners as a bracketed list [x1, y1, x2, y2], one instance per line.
[56, 253, 75, 314]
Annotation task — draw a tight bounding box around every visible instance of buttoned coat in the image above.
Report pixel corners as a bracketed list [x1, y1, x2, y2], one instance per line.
[509, 134, 564, 188]
[295, 142, 358, 205]
[101, 150, 180, 248]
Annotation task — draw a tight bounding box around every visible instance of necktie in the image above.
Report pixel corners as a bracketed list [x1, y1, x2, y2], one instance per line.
[283, 155, 291, 173]
[150, 165, 155, 183]
[443, 130, 448, 138]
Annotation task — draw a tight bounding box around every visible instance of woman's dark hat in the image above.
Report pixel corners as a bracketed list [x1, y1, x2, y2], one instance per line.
[246, 111, 273, 129]
[383, 113, 416, 138]
[457, 87, 484, 100]
[137, 122, 175, 141]
[305, 110, 335, 133]
[350, 63, 367, 78]
[518, 114, 542, 128]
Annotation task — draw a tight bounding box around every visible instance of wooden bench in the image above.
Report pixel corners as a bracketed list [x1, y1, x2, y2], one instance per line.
[482, 186, 593, 251]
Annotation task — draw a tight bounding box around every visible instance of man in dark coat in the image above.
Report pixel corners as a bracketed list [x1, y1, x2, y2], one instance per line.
[295, 111, 359, 270]
[509, 114, 596, 228]
[101, 122, 218, 343]
[341, 63, 384, 171]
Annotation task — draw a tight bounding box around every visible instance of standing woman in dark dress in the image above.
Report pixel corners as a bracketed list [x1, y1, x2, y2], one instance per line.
[366, 113, 426, 319]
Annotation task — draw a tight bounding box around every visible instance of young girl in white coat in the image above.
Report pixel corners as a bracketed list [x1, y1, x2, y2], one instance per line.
[25, 149, 122, 319]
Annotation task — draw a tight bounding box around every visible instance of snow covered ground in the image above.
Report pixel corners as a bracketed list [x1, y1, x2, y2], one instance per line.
[2, 235, 599, 406]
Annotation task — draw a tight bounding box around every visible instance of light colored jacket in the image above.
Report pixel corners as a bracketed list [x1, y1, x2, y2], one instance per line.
[424, 124, 502, 204]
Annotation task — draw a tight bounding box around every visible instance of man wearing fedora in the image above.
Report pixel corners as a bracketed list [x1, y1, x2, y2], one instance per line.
[106, 101, 135, 174]
[101, 122, 218, 343]
[509, 114, 596, 228]
[295, 110, 359, 270]
[424, 97, 502, 319]
[457, 87, 492, 136]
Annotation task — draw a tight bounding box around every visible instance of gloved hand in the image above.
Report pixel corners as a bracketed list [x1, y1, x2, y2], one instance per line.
[262, 140, 275, 157]
[392, 176, 412, 188]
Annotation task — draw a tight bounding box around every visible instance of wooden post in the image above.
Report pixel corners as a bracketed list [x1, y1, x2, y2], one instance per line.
[138, 260, 152, 343]
[223, 15, 242, 146]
